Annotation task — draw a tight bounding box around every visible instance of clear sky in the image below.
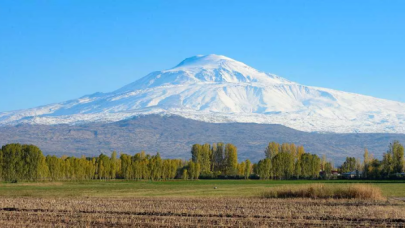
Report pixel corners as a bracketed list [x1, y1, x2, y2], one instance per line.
[1, 1, 404, 112]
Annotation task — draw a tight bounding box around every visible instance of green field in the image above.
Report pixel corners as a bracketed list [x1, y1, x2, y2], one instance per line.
[1, 179, 405, 198]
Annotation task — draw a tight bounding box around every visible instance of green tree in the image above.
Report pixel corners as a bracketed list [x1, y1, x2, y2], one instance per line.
[188, 161, 200, 180]
[311, 154, 321, 179]
[191, 144, 202, 164]
[224, 144, 238, 176]
[323, 162, 333, 179]
[264, 142, 279, 159]
[272, 152, 294, 179]
[2, 144, 22, 181]
[150, 153, 162, 181]
[110, 151, 118, 179]
[120, 154, 133, 179]
[382, 152, 393, 177]
[46, 155, 61, 181]
[191, 144, 211, 175]
[212, 143, 224, 173]
[369, 159, 382, 179]
[257, 158, 271, 179]
[300, 153, 320, 179]
[388, 141, 404, 174]
[294, 159, 302, 179]
[244, 159, 251, 179]
[340, 157, 356, 173]
[363, 148, 370, 178]
[182, 169, 188, 180]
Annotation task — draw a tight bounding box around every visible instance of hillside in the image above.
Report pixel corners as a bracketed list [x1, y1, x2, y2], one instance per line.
[1, 115, 404, 163]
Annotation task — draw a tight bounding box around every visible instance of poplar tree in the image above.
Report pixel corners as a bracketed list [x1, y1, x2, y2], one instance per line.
[224, 144, 238, 176]
[294, 159, 302, 179]
[191, 144, 202, 164]
[120, 154, 132, 179]
[369, 158, 382, 179]
[212, 143, 224, 173]
[238, 161, 246, 176]
[182, 169, 188, 180]
[0, 148, 2, 181]
[297, 146, 305, 159]
[382, 152, 393, 177]
[188, 161, 200, 180]
[2, 144, 22, 181]
[264, 142, 279, 159]
[272, 152, 294, 179]
[340, 157, 357, 173]
[257, 158, 271, 179]
[389, 141, 404, 173]
[363, 148, 370, 178]
[311, 154, 321, 178]
[110, 151, 118, 179]
[46, 155, 62, 181]
[244, 159, 251, 179]
[192, 144, 211, 175]
[280, 143, 291, 154]
[200, 143, 212, 174]
[321, 154, 327, 171]
[323, 162, 333, 179]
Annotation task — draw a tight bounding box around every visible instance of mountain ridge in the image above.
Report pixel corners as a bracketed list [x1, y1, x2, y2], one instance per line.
[1, 114, 404, 163]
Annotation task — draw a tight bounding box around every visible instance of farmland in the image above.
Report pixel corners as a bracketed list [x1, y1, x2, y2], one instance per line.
[0, 180, 405, 227]
[1, 197, 404, 227]
[0, 179, 405, 198]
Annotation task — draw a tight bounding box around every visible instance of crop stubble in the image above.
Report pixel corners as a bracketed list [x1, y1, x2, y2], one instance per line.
[0, 197, 403, 227]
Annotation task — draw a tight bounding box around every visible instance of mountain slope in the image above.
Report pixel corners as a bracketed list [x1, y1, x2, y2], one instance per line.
[1, 115, 404, 163]
[1, 54, 405, 133]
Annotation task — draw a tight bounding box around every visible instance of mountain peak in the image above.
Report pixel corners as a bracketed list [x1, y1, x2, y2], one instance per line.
[117, 54, 288, 92]
[171, 54, 253, 73]
[173, 54, 243, 69]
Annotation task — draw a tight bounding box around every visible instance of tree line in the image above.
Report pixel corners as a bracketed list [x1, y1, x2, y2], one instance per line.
[0, 141, 403, 182]
[0, 144, 183, 182]
[341, 141, 405, 179]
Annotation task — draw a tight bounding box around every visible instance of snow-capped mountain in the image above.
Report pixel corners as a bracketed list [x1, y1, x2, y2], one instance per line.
[1, 54, 405, 133]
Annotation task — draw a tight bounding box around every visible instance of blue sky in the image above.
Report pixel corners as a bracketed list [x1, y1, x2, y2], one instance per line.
[1, 0, 404, 112]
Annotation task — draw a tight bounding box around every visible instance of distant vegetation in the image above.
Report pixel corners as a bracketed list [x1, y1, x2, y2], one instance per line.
[0, 141, 403, 182]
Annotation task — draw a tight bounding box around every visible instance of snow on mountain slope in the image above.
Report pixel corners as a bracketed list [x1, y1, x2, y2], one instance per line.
[1, 54, 405, 133]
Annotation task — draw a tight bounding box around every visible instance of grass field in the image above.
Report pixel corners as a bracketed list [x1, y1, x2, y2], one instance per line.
[0, 179, 405, 198]
[1, 180, 405, 227]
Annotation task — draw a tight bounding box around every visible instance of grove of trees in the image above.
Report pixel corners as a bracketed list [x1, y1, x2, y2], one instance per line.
[0, 140, 403, 182]
[255, 142, 323, 180]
